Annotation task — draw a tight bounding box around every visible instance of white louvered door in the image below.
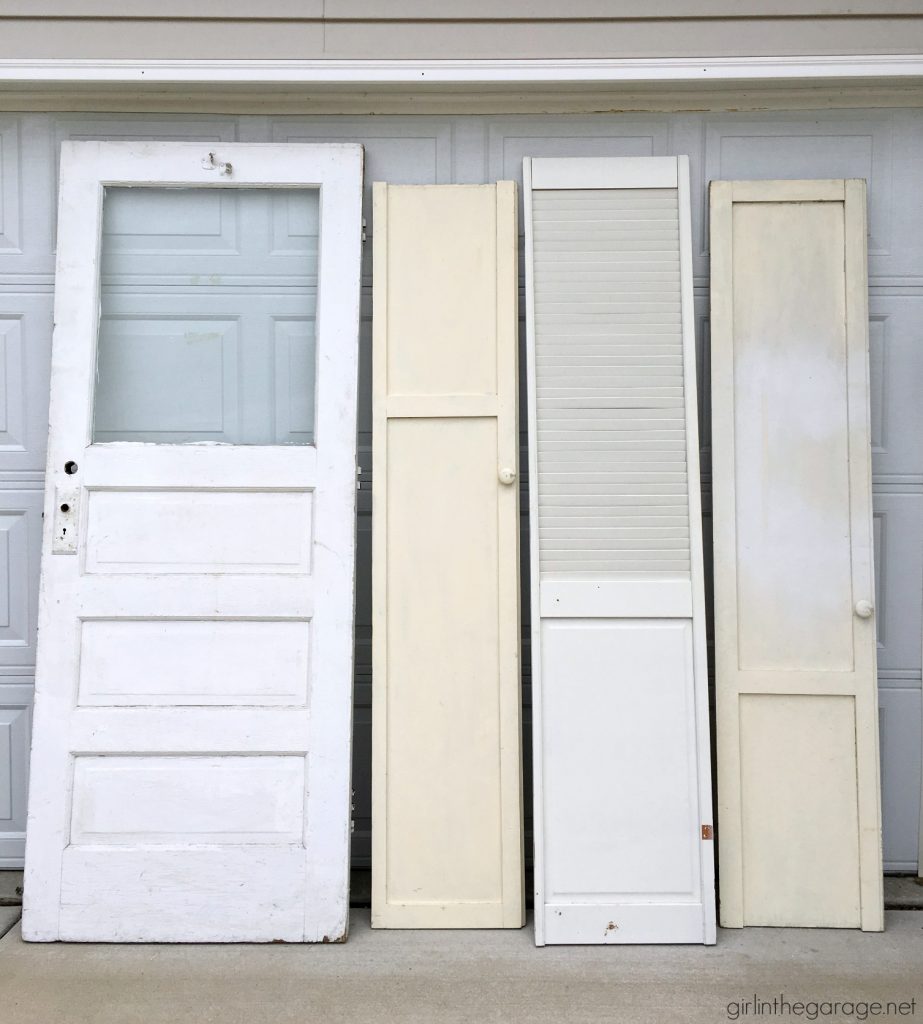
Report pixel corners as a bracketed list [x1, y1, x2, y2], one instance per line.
[524, 156, 715, 945]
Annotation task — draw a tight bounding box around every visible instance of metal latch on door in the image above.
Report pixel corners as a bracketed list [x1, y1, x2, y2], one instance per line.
[52, 488, 78, 554]
[51, 459, 79, 554]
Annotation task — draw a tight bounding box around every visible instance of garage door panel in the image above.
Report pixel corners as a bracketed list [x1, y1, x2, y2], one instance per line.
[872, 493, 923, 674]
[0, 681, 30, 868]
[879, 688, 923, 871]
[0, 296, 53, 473]
[0, 490, 42, 667]
[0, 117, 21, 256]
[98, 186, 319, 281]
[488, 115, 669, 185]
[868, 298, 923, 478]
[270, 117, 455, 220]
[704, 114, 907, 275]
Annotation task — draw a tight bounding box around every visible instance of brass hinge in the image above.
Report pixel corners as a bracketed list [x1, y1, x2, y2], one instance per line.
[701, 825, 714, 840]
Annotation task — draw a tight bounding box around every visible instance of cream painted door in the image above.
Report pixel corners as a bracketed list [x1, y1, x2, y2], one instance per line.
[371, 183, 524, 928]
[710, 179, 883, 930]
[23, 141, 364, 942]
[524, 157, 715, 945]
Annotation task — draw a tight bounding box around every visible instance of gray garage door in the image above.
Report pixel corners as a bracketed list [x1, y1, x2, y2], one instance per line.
[0, 109, 920, 873]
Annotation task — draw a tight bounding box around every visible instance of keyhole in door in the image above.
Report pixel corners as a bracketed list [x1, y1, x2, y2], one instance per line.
[64, 461, 78, 475]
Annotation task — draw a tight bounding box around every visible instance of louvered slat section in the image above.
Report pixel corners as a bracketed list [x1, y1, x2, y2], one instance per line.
[532, 188, 690, 578]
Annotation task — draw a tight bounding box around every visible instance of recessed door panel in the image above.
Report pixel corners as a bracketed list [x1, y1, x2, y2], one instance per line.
[83, 489, 313, 574]
[738, 694, 862, 928]
[731, 201, 855, 673]
[542, 620, 699, 899]
[70, 755, 306, 846]
[77, 619, 311, 707]
[383, 417, 505, 906]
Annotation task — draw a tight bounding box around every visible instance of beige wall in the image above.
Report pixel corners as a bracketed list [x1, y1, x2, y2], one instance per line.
[0, 3, 921, 60]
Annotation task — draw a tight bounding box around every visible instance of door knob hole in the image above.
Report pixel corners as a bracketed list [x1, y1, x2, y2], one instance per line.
[64, 461, 78, 475]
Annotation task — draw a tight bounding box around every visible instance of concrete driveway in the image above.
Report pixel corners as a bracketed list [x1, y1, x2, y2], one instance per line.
[1, 905, 921, 1024]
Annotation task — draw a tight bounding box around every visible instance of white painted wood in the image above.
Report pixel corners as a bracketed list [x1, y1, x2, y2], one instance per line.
[22, 140, 364, 942]
[540, 579, 693, 618]
[0, 56, 922, 86]
[58, 848, 308, 942]
[77, 620, 312, 706]
[70, 756, 306, 845]
[83, 490, 314, 574]
[710, 178, 884, 930]
[524, 155, 715, 945]
[371, 183, 524, 929]
[531, 156, 678, 189]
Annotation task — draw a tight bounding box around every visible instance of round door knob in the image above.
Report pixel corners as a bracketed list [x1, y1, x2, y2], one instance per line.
[498, 467, 517, 485]
[855, 600, 874, 619]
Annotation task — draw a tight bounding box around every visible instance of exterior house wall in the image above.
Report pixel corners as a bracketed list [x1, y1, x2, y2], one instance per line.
[0, 3, 922, 59]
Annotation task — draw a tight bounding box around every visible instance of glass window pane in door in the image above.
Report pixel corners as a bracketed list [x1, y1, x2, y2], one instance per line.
[93, 187, 318, 444]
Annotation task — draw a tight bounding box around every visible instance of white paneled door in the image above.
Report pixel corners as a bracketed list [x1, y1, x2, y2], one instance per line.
[524, 156, 715, 945]
[23, 141, 364, 942]
[710, 179, 883, 930]
[371, 184, 524, 928]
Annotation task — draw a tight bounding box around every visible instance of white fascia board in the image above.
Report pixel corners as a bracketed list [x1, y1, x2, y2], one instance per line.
[0, 56, 921, 86]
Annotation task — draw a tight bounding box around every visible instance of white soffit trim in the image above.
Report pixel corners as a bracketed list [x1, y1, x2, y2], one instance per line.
[0, 56, 921, 85]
